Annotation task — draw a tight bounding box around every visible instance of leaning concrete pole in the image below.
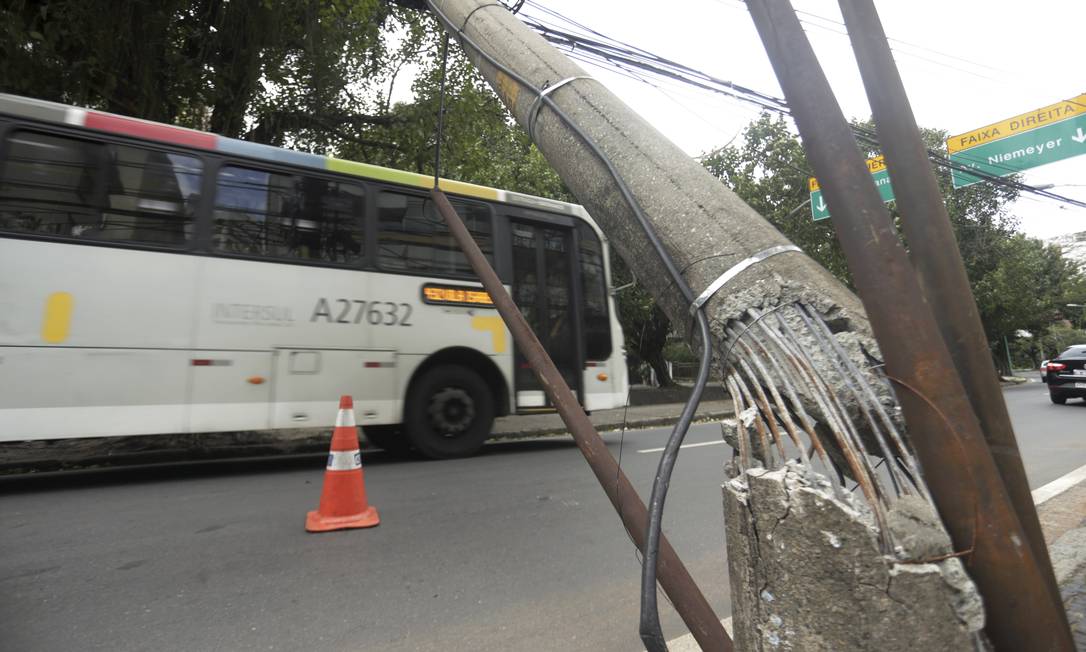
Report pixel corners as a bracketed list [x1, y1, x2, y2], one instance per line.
[429, 0, 870, 343]
[426, 1, 997, 649]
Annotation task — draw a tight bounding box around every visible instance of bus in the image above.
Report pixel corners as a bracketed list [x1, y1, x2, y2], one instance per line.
[0, 94, 627, 459]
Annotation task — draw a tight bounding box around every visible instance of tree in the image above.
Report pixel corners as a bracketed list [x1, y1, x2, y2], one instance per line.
[701, 113, 1085, 373]
[1, 0, 574, 197]
[2, 1, 396, 136]
[611, 255, 675, 387]
[701, 113, 850, 281]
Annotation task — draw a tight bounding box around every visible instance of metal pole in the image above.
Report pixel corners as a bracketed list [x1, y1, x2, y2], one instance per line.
[429, 187, 732, 652]
[837, 1, 1065, 616]
[745, 1, 1072, 649]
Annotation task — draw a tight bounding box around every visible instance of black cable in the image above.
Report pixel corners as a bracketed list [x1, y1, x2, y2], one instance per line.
[518, 9, 1086, 210]
[433, 33, 451, 188]
[421, 3, 713, 649]
[639, 312, 712, 652]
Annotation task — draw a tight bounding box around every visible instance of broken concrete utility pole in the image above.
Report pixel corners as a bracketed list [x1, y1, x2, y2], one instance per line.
[425, 0, 895, 484]
[428, 2, 866, 344]
[421, 0, 1058, 649]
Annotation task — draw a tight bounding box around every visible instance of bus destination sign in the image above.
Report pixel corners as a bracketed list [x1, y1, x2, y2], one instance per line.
[421, 284, 495, 308]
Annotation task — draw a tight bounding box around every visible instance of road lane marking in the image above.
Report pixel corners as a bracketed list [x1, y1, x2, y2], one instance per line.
[637, 440, 725, 454]
[1032, 462, 1086, 505]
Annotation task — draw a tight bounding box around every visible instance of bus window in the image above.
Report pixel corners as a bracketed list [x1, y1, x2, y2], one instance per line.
[0, 131, 203, 247]
[577, 222, 612, 360]
[0, 131, 103, 238]
[103, 145, 202, 245]
[213, 166, 364, 264]
[376, 191, 492, 277]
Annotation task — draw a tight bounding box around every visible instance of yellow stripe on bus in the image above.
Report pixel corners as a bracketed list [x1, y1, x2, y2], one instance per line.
[326, 157, 499, 201]
[41, 292, 73, 343]
[471, 316, 507, 354]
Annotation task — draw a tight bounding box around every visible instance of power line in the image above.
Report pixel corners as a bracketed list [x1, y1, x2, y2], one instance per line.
[518, 2, 1086, 211]
[792, 7, 1010, 77]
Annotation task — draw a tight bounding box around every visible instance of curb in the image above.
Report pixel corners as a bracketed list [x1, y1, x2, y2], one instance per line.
[490, 409, 733, 441]
[1035, 463, 1086, 585]
[2, 404, 735, 475]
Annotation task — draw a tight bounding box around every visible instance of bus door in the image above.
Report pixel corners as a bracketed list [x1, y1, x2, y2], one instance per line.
[510, 220, 585, 410]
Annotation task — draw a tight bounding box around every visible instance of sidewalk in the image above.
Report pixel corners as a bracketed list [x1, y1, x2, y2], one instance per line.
[1035, 465, 1086, 649]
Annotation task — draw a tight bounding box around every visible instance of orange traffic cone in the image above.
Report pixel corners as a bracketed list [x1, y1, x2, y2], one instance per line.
[305, 396, 380, 532]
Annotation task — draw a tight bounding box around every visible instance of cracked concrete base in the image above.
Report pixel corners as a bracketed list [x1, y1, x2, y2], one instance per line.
[723, 465, 985, 651]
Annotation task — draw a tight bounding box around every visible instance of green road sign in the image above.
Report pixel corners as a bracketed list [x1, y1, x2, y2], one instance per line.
[809, 156, 896, 221]
[949, 112, 1086, 188]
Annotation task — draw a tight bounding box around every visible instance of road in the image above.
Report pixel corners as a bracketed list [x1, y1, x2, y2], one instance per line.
[1, 384, 1083, 652]
[1003, 380, 1086, 488]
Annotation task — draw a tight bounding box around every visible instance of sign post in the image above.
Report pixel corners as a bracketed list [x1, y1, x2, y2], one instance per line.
[947, 93, 1086, 188]
[809, 155, 895, 221]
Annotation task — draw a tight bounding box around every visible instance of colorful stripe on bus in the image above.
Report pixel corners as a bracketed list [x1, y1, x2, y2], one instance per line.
[0, 93, 580, 215]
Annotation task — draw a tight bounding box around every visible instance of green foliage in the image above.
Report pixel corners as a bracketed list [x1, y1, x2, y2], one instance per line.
[1, 0, 394, 136]
[0, 0, 572, 200]
[1015, 324, 1086, 369]
[612, 255, 675, 386]
[701, 113, 1085, 371]
[701, 114, 850, 281]
[342, 26, 571, 199]
[972, 235, 1080, 352]
[663, 340, 696, 365]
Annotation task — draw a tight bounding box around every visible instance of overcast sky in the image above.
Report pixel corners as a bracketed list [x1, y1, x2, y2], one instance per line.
[515, 0, 1086, 240]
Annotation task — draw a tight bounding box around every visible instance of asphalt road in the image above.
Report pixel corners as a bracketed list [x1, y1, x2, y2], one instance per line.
[1, 384, 1083, 652]
[1003, 380, 1086, 488]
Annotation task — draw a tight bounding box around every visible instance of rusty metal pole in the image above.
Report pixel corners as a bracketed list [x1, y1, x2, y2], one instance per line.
[745, 1, 1072, 649]
[429, 187, 731, 652]
[837, 0, 1068, 623]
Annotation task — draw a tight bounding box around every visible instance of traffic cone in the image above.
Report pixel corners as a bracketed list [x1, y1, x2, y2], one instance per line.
[305, 396, 380, 532]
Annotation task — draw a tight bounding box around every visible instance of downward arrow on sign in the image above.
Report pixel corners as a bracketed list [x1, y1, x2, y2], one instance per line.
[816, 198, 827, 212]
[1073, 128, 1086, 144]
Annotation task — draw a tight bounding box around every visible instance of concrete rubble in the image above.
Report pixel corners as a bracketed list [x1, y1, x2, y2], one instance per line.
[722, 462, 986, 651]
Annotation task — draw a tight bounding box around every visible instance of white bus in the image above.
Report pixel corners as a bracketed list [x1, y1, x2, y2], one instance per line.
[0, 94, 627, 458]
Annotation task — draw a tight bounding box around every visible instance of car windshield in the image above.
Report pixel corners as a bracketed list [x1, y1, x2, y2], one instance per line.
[1056, 346, 1086, 359]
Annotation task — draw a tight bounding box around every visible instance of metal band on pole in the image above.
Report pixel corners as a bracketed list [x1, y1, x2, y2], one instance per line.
[689, 245, 800, 315]
[527, 76, 592, 144]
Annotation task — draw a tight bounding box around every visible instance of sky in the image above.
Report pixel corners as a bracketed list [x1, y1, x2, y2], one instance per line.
[511, 0, 1086, 241]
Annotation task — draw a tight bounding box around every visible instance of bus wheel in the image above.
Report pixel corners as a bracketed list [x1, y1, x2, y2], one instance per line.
[405, 365, 494, 459]
[362, 425, 413, 457]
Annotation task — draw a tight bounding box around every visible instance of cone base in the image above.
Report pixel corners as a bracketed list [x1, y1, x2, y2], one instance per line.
[305, 506, 380, 532]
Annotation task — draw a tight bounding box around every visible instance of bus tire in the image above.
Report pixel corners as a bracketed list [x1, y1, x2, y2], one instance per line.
[405, 364, 494, 459]
[362, 425, 413, 456]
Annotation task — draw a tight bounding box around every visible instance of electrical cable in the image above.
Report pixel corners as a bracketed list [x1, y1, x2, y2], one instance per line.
[517, 4, 1086, 211]
[433, 33, 451, 187]
[422, 2, 713, 649]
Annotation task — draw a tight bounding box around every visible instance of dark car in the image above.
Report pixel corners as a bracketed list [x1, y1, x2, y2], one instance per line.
[1045, 345, 1086, 404]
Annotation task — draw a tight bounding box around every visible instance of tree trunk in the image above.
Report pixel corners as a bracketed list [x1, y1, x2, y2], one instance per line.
[646, 352, 674, 388]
